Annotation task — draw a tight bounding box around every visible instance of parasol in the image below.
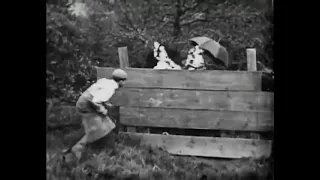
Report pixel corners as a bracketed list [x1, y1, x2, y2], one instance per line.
[189, 36, 213, 46]
[198, 39, 229, 67]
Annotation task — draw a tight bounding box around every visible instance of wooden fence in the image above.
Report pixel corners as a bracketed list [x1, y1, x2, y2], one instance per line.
[95, 47, 274, 159]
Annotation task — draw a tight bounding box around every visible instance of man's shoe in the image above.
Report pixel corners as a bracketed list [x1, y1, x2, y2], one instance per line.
[62, 151, 78, 163]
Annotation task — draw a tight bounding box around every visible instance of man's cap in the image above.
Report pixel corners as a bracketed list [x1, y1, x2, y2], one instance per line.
[112, 69, 128, 80]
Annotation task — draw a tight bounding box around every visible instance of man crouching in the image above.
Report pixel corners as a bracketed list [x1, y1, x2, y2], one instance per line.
[63, 69, 128, 162]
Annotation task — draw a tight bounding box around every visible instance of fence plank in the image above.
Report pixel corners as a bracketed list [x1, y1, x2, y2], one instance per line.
[119, 107, 274, 131]
[110, 88, 274, 112]
[121, 132, 272, 158]
[96, 67, 262, 91]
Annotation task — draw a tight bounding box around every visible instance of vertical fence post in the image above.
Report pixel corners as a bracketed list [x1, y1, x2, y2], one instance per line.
[117, 47, 130, 133]
[246, 48, 260, 139]
[118, 47, 148, 133]
[118, 47, 130, 68]
[246, 48, 257, 71]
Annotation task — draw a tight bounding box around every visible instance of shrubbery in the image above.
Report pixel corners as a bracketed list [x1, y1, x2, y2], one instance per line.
[46, 0, 273, 104]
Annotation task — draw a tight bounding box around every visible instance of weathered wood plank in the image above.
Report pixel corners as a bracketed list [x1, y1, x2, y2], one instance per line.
[245, 48, 260, 139]
[117, 47, 137, 132]
[96, 67, 262, 91]
[118, 47, 130, 68]
[110, 88, 274, 112]
[121, 132, 272, 158]
[247, 48, 257, 71]
[119, 107, 274, 131]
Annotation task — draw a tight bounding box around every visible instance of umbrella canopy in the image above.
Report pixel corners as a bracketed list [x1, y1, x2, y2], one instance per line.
[199, 39, 229, 67]
[189, 36, 213, 46]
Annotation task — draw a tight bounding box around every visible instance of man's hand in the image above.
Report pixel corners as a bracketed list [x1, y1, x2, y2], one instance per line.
[89, 101, 107, 115]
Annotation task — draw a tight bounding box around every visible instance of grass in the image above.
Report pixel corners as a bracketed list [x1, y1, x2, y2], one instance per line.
[46, 107, 274, 180]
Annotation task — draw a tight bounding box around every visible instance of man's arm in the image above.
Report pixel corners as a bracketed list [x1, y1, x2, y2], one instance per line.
[87, 79, 118, 114]
[90, 88, 116, 115]
[91, 88, 115, 104]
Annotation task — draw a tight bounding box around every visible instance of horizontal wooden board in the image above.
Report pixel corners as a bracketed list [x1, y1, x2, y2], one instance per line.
[96, 67, 262, 91]
[121, 132, 272, 158]
[110, 88, 274, 112]
[119, 107, 274, 131]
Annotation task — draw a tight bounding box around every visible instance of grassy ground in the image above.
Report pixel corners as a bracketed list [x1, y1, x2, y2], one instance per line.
[46, 106, 274, 180]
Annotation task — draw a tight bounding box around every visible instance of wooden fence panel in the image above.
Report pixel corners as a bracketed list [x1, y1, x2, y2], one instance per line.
[97, 67, 263, 91]
[95, 47, 273, 159]
[110, 88, 274, 112]
[122, 132, 272, 158]
[119, 107, 274, 131]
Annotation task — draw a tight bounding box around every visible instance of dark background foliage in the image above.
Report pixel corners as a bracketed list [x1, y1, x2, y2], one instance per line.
[46, 0, 273, 105]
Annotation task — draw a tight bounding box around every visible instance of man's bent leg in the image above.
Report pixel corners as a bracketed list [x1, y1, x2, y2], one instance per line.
[63, 134, 87, 162]
[86, 116, 117, 152]
[85, 113, 116, 143]
[63, 112, 90, 162]
[86, 129, 117, 152]
[71, 134, 87, 159]
[64, 113, 116, 160]
[64, 94, 95, 162]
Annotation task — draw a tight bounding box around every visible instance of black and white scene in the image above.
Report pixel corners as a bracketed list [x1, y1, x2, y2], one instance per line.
[46, 0, 274, 179]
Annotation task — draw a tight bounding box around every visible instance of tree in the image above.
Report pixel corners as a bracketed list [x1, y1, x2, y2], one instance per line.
[46, 0, 273, 104]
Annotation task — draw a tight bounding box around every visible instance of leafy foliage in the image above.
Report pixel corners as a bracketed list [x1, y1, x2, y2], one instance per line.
[46, 0, 273, 104]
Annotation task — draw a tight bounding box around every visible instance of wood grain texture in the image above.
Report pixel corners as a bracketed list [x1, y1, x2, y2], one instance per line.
[246, 48, 257, 71]
[118, 47, 130, 68]
[119, 107, 274, 131]
[110, 88, 274, 112]
[96, 67, 262, 91]
[117, 47, 137, 132]
[121, 132, 272, 158]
